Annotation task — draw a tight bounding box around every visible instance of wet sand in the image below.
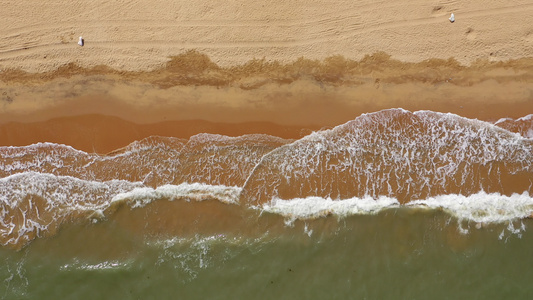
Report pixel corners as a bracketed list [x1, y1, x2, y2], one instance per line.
[0, 115, 311, 154]
[1, 52, 532, 153]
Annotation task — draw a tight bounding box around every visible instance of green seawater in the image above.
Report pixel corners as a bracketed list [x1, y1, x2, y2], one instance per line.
[2, 208, 533, 299]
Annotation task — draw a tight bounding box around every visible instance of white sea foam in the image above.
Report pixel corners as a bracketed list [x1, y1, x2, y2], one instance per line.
[0, 172, 244, 247]
[146, 234, 257, 280]
[242, 108, 533, 204]
[494, 118, 513, 125]
[260, 191, 533, 225]
[60, 260, 130, 272]
[517, 114, 533, 122]
[111, 183, 242, 207]
[0, 172, 143, 246]
[260, 196, 399, 222]
[1, 133, 284, 188]
[406, 191, 533, 223]
[0, 172, 141, 210]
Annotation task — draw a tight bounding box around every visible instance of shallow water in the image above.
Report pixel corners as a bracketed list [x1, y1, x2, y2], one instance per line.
[2, 207, 533, 299]
[1, 108, 533, 298]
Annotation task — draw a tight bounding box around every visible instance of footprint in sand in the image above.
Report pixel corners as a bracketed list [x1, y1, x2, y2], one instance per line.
[465, 27, 477, 40]
[431, 6, 445, 16]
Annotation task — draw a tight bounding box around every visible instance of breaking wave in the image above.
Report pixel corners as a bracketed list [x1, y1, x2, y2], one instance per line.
[259, 191, 533, 225]
[494, 114, 533, 139]
[1, 109, 533, 248]
[241, 109, 533, 204]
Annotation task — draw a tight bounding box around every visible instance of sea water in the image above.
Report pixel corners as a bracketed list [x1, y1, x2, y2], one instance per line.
[1, 109, 533, 299]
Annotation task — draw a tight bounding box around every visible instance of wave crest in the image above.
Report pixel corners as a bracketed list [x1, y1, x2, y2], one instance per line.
[241, 109, 533, 204]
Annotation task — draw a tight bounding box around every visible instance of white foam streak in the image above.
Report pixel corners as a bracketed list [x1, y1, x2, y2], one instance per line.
[261, 196, 399, 221]
[517, 114, 533, 122]
[0, 172, 243, 247]
[0, 172, 144, 246]
[526, 129, 533, 139]
[0, 172, 141, 209]
[407, 191, 533, 223]
[111, 183, 242, 207]
[60, 260, 130, 272]
[261, 191, 533, 224]
[494, 118, 512, 125]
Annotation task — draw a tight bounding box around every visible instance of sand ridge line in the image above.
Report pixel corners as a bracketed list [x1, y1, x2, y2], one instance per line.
[1, 51, 533, 88]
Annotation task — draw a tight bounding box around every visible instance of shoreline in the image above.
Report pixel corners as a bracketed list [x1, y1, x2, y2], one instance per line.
[1, 52, 532, 153]
[2, 53, 532, 123]
[0, 115, 314, 154]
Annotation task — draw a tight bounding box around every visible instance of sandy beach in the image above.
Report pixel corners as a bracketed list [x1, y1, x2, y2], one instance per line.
[0, 0, 532, 152]
[2, 0, 532, 71]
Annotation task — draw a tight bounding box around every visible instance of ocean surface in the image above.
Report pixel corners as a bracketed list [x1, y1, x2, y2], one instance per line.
[1, 109, 533, 299]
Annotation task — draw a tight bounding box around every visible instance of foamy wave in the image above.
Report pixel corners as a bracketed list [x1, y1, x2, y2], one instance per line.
[260, 191, 533, 225]
[60, 260, 131, 272]
[494, 114, 533, 139]
[0, 172, 143, 247]
[242, 109, 533, 204]
[0, 133, 288, 188]
[407, 191, 533, 223]
[111, 183, 242, 207]
[260, 196, 399, 222]
[0, 172, 244, 248]
[518, 114, 533, 122]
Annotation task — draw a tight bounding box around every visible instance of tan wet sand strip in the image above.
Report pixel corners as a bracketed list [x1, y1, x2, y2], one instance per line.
[1, 52, 532, 153]
[0, 115, 311, 154]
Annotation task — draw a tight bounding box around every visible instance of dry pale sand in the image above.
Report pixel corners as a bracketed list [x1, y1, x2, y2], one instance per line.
[1, 0, 532, 71]
[0, 0, 532, 152]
